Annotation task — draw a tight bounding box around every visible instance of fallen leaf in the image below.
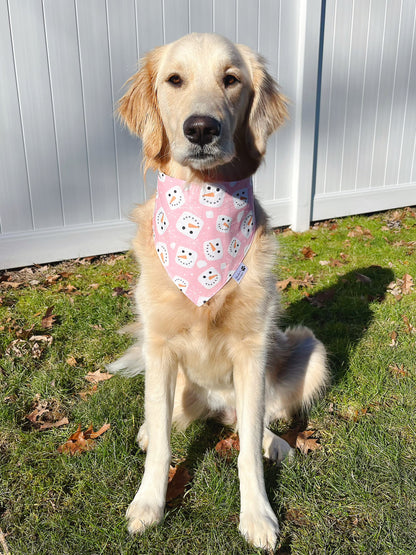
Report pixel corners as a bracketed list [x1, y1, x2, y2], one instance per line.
[389, 364, 407, 378]
[79, 384, 98, 400]
[57, 423, 110, 455]
[295, 430, 322, 454]
[301, 246, 317, 260]
[25, 396, 67, 429]
[280, 427, 322, 454]
[402, 315, 416, 334]
[84, 370, 113, 383]
[215, 433, 240, 460]
[389, 331, 398, 347]
[166, 465, 192, 503]
[39, 417, 69, 430]
[66, 356, 78, 366]
[41, 306, 57, 329]
[89, 283, 100, 290]
[276, 273, 314, 292]
[402, 273, 414, 294]
[347, 226, 374, 239]
[112, 286, 130, 297]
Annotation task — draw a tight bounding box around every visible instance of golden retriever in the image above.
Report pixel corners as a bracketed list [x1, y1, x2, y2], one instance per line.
[111, 33, 328, 551]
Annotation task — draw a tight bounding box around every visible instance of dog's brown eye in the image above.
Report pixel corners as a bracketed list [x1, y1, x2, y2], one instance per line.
[223, 74, 239, 87]
[168, 74, 182, 86]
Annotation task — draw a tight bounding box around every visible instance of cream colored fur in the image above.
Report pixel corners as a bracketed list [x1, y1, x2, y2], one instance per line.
[111, 33, 328, 551]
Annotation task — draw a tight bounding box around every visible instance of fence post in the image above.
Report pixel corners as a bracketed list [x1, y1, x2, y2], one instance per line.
[290, 0, 325, 231]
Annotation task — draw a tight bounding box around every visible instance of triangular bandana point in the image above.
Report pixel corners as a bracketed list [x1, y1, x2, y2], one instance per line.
[153, 172, 256, 306]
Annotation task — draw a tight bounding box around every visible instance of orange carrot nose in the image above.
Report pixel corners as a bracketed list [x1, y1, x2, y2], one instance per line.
[160, 253, 165, 263]
[188, 223, 199, 229]
[161, 214, 164, 223]
[224, 222, 230, 228]
[209, 242, 216, 252]
[178, 255, 187, 259]
[203, 192, 215, 197]
[247, 217, 252, 226]
[209, 274, 218, 280]
[169, 196, 176, 204]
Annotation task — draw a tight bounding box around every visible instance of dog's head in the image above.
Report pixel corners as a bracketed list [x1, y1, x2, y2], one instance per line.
[119, 33, 287, 178]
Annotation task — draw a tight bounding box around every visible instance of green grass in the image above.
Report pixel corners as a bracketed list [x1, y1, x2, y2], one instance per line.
[1, 208, 416, 554]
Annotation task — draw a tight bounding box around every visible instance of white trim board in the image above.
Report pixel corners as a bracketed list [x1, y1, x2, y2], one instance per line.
[312, 183, 416, 222]
[0, 221, 136, 270]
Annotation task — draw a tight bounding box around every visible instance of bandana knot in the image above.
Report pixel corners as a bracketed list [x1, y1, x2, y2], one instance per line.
[153, 172, 256, 306]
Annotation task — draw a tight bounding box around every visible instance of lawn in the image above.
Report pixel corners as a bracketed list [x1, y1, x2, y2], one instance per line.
[1, 207, 415, 554]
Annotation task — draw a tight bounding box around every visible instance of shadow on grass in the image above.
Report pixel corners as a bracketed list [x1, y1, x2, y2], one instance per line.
[283, 265, 395, 384]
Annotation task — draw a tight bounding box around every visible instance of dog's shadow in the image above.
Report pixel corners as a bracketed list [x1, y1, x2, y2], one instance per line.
[283, 265, 394, 384]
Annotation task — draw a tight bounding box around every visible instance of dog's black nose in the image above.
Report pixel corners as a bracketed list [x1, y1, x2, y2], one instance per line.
[183, 115, 221, 146]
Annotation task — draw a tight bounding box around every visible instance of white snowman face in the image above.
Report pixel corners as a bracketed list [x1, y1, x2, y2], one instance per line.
[173, 276, 188, 293]
[175, 246, 197, 268]
[228, 237, 241, 257]
[233, 188, 249, 208]
[199, 184, 225, 207]
[198, 267, 221, 289]
[166, 186, 185, 210]
[216, 215, 232, 232]
[176, 212, 204, 239]
[156, 242, 169, 266]
[158, 171, 166, 182]
[155, 207, 169, 234]
[203, 238, 223, 261]
[241, 211, 255, 238]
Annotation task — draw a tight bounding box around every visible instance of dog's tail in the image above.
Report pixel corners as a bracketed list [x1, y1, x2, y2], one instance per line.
[107, 323, 146, 377]
[265, 326, 329, 423]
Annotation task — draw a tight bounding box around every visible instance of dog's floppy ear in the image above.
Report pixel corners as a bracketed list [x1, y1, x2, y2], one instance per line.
[118, 47, 168, 171]
[238, 45, 288, 159]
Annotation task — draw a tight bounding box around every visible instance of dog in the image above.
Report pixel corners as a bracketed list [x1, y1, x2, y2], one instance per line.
[110, 33, 328, 551]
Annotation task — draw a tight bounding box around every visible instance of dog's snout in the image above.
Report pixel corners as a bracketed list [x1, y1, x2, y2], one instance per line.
[183, 115, 221, 146]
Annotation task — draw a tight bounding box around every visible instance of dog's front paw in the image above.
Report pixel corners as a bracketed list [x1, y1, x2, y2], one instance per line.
[239, 507, 280, 551]
[126, 496, 164, 535]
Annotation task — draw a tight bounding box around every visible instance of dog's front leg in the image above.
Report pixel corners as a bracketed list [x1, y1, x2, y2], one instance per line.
[233, 343, 280, 551]
[126, 343, 177, 535]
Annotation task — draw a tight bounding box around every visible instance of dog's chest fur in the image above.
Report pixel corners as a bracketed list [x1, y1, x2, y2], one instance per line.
[131, 195, 279, 390]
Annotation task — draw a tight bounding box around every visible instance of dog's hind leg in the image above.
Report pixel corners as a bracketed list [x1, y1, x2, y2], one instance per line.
[265, 326, 329, 423]
[262, 428, 294, 463]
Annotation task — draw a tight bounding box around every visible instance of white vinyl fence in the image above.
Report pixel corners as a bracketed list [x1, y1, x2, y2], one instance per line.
[1, 0, 415, 270]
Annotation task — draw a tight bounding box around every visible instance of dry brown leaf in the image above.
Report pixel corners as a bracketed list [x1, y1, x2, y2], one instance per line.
[301, 246, 317, 260]
[389, 331, 398, 347]
[84, 370, 113, 384]
[402, 273, 414, 294]
[402, 315, 416, 334]
[295, 430, 322, 454]
[39, 417, 69, 430]
[166, 465, 192, 503]
[276, 274, 314, 292]
[347, 226, 374, 239]
[389, 364, 407, 378]
[79, 384, 98, 400]
[215, 433, 240, 460]
[66, 356, 77, 366]
[41, 306, 57, 329]
[57, 423, 110, 455]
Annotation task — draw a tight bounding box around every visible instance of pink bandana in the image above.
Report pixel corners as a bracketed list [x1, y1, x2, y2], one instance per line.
[153, 172, 256, 306]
